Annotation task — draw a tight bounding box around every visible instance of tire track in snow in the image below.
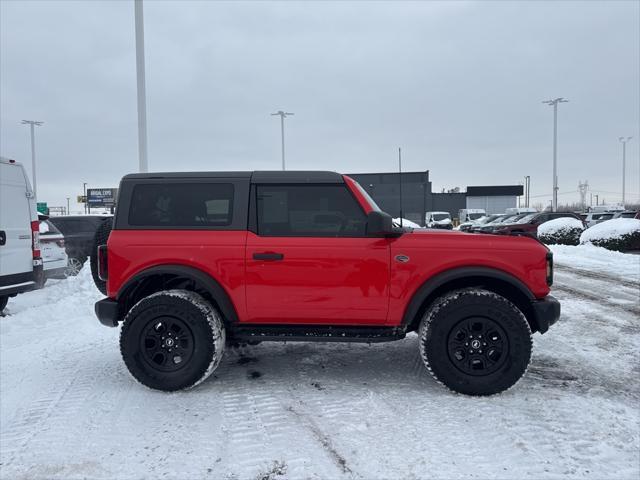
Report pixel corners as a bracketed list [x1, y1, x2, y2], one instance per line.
[555, 263, 639, 290]
[215, 351, 341, 479]
[0, 345, 107, 469]
[553, 284, 640, 317]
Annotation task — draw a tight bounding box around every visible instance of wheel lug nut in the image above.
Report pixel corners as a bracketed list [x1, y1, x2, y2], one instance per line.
[479, 350, 483, 353]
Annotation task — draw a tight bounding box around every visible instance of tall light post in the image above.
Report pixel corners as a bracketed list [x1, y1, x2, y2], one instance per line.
[134, 0, 148, 173]
[619, 136, 633, 207]
[83, 182, 88, 214]
[21, 120, 43, 199]
[524, 175, 531, 207]
[271, 110, 294, 170]
[542, 97, 569, 212]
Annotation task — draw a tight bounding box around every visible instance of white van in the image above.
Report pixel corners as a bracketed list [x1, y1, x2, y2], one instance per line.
[425, 211, 453, 229]
[0, 157, 42, 312]
[505, 207, 537, 215]
[458, 208, 486, 224]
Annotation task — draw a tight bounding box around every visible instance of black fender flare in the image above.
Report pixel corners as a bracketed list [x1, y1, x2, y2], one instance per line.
[401, 266, 535, 329]
[117, 264, 239, 325]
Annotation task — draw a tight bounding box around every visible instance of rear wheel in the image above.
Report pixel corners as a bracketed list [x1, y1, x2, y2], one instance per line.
[120, 290, 226, 391]
[0, 296, 8, 314]
[90, 218, 113, 294]
[65, 257, 85, 277]
[419, 288, 532, 396]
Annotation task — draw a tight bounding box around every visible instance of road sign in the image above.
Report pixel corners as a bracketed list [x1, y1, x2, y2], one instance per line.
[87, 188, 118, 207]
[36, 202, 48, 214]
[77, 195, 86, 203]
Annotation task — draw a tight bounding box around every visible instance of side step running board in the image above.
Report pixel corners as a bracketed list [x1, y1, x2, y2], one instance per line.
[232, 325, 406, 343]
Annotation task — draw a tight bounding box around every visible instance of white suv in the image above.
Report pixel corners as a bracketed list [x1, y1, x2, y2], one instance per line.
[0, 157, 42, 313]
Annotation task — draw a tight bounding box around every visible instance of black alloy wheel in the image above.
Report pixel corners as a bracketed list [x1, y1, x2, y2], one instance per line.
[140, 316, 195, 372]
[447, 317, 508, 376]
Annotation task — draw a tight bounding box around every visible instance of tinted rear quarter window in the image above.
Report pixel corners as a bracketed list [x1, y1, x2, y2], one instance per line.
[128, 183, 234, 227]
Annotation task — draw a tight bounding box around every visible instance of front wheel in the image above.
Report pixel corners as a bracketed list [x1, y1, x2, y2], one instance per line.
[120, 290, 226, 391]
[419, 288, 532, 396]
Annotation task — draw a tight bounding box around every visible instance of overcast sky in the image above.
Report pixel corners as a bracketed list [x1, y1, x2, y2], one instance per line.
[1, 0, 639, 211]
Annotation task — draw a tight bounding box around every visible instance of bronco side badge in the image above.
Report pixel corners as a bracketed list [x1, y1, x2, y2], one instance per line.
[395, 255, 410, 263]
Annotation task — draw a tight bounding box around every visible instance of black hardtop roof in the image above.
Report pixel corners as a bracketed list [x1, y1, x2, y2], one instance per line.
[122, 170, 344, 184]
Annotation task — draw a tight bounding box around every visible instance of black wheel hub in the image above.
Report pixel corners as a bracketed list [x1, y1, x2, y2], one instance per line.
[140, 316, 195, 372]
[447, 316, 509, 376]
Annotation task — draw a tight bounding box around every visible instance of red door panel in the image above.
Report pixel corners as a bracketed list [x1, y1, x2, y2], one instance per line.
[245, 232, 391, 325]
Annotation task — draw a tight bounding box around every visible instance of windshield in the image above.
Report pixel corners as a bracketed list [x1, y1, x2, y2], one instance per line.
[351, 180, 382, 212]
[433, 213, 450, 221]
[469, 213, 485, 220]
[516, 213, 537, 224]
[489, 215, 512, 225]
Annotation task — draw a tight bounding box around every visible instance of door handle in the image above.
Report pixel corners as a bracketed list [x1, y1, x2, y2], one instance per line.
[0, 231, 5, 246]
[253, 252, 284, 261]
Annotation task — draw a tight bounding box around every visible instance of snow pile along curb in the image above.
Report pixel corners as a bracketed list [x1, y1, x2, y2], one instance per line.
[579, 218, 640, 252]
[538, 217, 585, 245]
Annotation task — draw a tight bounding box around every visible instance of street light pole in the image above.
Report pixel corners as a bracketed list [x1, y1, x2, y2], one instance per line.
[134, 0, 148, 173]
[21, 120, 43, 199]
[83, 182, 88, 214]
[542, 98, 568, 212]
[271, 110, 294, 170]
[619, 136, 633, 207]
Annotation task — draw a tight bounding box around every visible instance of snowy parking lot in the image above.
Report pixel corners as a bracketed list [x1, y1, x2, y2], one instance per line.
[1, 246, 639, 480]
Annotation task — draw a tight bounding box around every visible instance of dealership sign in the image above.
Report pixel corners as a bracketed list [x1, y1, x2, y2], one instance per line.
[87, 188, 118, 207]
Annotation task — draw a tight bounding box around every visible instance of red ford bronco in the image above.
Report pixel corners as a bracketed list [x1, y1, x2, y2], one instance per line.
[94, 171, 559, 395]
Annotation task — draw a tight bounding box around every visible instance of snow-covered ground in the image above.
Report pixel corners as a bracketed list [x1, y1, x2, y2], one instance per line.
[1, 247, 639, 480]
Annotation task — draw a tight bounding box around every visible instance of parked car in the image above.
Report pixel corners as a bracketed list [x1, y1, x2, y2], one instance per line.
[584, 211, 616, 228]
[459, 213, 504, 232]
[492, 212, 585, 237]
[612, 210, 639, 219]
[48, 215, 112, 276]
[425, 211, 453, 229]
[94, 170, 560, 396]
[0, 157, 42, 313]
[473, 214, 521, 233]
[38, 216, 68, 285]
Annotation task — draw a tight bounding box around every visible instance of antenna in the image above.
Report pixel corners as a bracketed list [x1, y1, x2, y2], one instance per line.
[398, 147, 403, 228]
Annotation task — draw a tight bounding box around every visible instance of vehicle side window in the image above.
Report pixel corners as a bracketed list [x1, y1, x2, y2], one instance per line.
[128, 183, 234, 227]
[256, 185, 366, 237]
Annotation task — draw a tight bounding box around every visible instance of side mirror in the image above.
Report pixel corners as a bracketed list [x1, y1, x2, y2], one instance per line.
[366, 211, 398, 237]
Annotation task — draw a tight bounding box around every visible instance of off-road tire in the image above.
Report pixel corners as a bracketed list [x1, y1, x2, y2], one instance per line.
[0, 296, 8, 314]
[120, 290, 226, 391]
[419, 288, 532, 396]
[90, 218, 113, 295]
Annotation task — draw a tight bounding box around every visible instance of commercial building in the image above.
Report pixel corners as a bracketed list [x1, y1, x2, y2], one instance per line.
[348, 171, 523, 226]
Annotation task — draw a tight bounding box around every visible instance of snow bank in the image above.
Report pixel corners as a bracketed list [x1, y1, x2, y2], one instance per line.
[580, 218, 640, 243]
[538, 217, 585, 246]
[393, 218, 421, 228]
[550, 244, 640, 282]
[538, 217, 584, 235]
